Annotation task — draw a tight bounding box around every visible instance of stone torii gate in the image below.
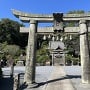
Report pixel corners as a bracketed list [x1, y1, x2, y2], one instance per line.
[12, 9, 90, 85]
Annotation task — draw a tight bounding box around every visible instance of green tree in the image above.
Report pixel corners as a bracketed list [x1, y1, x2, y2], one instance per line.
[3, 45, 20, 58]
[36, 41, 50, 65]
[3, 45, 21, 65]
[67, 10, 84, 14]
[0, 18, 28, 47]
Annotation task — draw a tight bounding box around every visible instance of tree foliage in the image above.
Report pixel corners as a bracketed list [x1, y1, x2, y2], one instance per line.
[3, 45, 20, 57]
[0, 18, 28, 66]
[0, 18, 28, 47]
[36, 41, 50, 64]
[67, 10, 85, 14]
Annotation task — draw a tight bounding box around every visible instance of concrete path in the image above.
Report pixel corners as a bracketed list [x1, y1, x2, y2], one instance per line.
[43, 66, 75, 90]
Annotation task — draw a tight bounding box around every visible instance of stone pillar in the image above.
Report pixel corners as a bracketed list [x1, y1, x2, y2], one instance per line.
[79, 20, 90, 84]
[24, 20, 37, 85]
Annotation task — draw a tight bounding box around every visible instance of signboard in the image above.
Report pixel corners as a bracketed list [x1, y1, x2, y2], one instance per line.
[53, 13, 64, 32]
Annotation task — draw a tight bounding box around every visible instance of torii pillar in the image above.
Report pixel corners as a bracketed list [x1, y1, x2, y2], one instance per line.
[24, 20, 37, 85]
[79, 19, 90, 83]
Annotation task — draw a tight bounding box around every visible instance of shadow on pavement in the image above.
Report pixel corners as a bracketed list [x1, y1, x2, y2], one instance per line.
[66, 75, 81, 79]
[20, 82, 28, 90]
[34, 75, 81, 88]
[19, 75, 81, 90]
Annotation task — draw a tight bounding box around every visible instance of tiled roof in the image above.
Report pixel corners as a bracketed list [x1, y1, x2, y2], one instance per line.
[49, 41, 64, 50]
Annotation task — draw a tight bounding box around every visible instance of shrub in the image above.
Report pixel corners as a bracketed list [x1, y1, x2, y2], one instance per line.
[65, 54, 80, 65]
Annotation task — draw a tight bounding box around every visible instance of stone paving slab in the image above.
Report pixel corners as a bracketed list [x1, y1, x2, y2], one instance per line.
[64, 66, 90, 90]
[42, 66, 75, 90]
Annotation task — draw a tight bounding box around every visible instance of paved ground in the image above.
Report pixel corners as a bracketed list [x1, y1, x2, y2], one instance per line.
[1, 66, 90, 90]
[64, 66, 90, 90]
[42, 66, 75, 90]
